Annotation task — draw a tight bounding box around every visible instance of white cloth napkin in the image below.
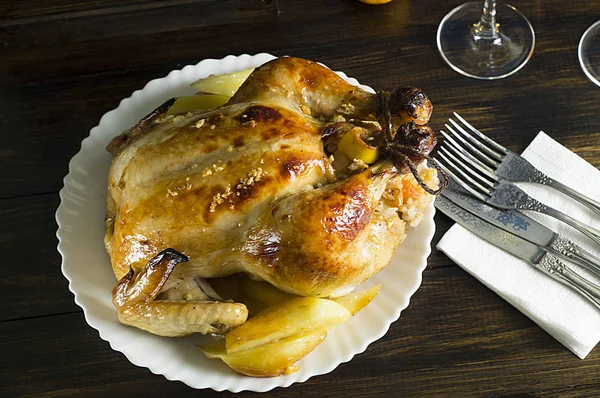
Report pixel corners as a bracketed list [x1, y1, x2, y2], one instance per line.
[437, 131, 600, 359]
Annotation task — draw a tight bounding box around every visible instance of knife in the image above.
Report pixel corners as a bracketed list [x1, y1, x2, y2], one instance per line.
[435, 195, 600, 310]
[442, 180, 600, 278]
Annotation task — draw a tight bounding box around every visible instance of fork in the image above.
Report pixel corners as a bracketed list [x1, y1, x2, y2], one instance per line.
[440, 113, 600, 217]
[436, 122, 600, 247]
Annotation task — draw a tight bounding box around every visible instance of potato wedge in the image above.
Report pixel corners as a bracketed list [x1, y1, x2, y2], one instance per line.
[166, 94, 230, 115]
[333, 285, 381, 315]
[241, 278, 298, 307]
[190, 68, 254, 97]
[225, 297, 350, 353]
[199, 330, 326, 377]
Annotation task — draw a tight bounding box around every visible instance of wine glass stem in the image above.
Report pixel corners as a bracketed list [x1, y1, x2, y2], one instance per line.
[472, 0, 499, 41]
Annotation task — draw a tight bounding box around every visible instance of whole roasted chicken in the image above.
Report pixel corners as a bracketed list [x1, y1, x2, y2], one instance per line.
[105, 57, 442, 337]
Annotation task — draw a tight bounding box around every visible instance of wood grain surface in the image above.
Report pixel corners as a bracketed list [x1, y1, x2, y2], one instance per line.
[1, 0, 599, 396]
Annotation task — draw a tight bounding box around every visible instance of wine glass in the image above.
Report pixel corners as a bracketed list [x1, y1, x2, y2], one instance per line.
[436, 1, 535, 80]
[579, 20, 600, 87]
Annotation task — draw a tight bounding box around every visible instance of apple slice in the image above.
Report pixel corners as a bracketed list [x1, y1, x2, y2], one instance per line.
[190, 68, 254, 97]
[166, 94, 230, 115]
[337, 127, 380, 164]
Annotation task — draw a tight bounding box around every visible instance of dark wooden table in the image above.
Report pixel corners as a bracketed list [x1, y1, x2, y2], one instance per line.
[2, 1, 599, 396]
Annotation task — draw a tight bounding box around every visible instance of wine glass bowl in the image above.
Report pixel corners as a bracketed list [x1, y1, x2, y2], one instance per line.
[437, 1, 535, 80]
[579, 20, 600, 87]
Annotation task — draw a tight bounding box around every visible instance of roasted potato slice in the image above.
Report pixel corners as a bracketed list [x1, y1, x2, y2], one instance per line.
[199, 329, 326, 377]
[190, 68, 254, 97]
[333, 285, 380, 315]
[203, 287, 377, 376]
[225, 297, 350, 354]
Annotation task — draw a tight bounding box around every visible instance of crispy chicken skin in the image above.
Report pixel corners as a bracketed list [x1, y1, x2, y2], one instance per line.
[105, 57, 433, 336]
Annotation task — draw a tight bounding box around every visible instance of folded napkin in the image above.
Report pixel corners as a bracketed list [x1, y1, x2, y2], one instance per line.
[437, 131, 600, 359]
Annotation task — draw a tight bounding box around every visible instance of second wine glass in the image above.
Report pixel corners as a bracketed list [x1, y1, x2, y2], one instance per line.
[437, 0, 535, 80]
[579, 20, 600, 87]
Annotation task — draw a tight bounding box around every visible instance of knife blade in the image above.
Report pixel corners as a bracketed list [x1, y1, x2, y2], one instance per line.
[442, 179, 600, 278]
[435, 195, 600, 309]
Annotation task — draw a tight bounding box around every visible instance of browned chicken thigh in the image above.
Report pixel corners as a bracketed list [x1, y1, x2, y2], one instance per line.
[105, 57, 439, 337]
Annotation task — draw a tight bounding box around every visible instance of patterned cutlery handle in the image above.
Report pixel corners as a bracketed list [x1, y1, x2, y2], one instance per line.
[536, 253, 600, 310]
[550, 236, 600, 278]
[499, 152, 600, 217]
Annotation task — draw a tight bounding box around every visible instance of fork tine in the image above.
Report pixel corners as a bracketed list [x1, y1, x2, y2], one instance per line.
[437, 152, 493, 198]
[453, 112, 507, 154]
[440, 128, 499, 168]
[439, 147, 495, 189]
[435, 158, 489, 202]
[441, 137, 497, 180]
[448, 118, 504, 161]
[445, 123, 502, 165]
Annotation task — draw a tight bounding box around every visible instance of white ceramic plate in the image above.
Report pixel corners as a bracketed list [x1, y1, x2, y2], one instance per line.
[56, 53, 436, 392]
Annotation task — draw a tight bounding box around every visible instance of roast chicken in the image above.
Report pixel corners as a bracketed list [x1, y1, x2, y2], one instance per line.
[105, 57, 441, 337]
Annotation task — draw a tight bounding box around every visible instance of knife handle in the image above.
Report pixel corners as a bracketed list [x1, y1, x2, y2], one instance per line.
[550, 236, 600, 279]
[537, 254, 600, 310]
[547, 179, 600, 218]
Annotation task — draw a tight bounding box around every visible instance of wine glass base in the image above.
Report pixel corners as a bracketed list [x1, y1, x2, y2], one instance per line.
[578, 20, 600, 87]
[437, 1, 535, 80]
